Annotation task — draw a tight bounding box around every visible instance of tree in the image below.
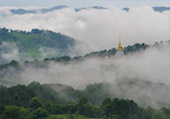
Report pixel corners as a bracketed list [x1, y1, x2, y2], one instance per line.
[29, 97, 43, 110]
[100, 98, 112, 118]
[30, 107, 48, 119]
[77, 98, 95, 117]
[78, 97, 89, 105]
[152, 110, 168, 119]
[44, 101, 52, 113]
[161, 107, 170, 118]
[50, 104, 63, 114]
[102, 98, 112, 105]
[66, 102, 77, 114]
[145, 106, 156, 119]
[2, 105, 26, 119]
[111, 99, 140, 119]
[101, 98, 142, 119]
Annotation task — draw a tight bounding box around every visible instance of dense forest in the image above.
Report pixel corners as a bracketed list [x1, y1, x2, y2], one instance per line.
[0, 82, 170, 119]
[0, 28, 76, 63]
[0, 28, 75, 51]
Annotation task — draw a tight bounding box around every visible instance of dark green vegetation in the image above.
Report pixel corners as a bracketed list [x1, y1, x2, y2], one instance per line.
[0, 28, 76, 63]
[0, 82, 170, 119]
[44, 40, 151, 62]
[0, 82, 110, 107]
[0, 27, 151, 64]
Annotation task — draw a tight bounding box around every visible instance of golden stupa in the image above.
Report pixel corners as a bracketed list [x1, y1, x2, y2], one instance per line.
[117, 40, 123, 51]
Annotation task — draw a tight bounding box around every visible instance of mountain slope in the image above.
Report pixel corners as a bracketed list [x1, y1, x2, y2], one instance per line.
[0, 28, 76, 63]
[0, 80, 169, 108]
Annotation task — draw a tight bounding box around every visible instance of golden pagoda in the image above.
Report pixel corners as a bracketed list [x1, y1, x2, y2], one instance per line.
[117, 40, 123, 51]
[115, 40, 124, 58]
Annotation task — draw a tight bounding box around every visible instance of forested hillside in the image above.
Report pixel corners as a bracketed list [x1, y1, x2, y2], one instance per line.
[0, 28, 76, 63]
[0, 82, 170, 119]
[1, 27, 164, 65]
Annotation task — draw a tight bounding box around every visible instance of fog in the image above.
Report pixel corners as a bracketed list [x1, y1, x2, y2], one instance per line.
[0, 5, 169, 52]
[0, 42, 20, 63]
[0, 5, 169, 108]
[6, 43, 168, 87]
[0, 42, 62, 64]
[0, 43, 169, 108]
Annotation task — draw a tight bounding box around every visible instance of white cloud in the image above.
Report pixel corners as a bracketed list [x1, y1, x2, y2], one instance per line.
[0, 42, 20, 63]
[39, 47, 59, 59]
[0, 5, 169, 53]
[0, 5, 169, 108]
[0, 43, 169, 107]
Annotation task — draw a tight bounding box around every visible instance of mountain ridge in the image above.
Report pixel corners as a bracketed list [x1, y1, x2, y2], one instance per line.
[9, 5, 170, 15]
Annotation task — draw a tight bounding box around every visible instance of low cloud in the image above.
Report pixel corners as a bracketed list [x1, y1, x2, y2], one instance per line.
[39, 47, 59, 59]
[0, 5, 169, 52]
[0, 43, 169, 108]
[0, 5, 169, 108]
[0, 42, 20, 63]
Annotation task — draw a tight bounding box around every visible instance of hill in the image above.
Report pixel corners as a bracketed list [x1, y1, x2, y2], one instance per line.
[0, 28, 76, 64]
[0, 80, 169, 108]
[0, 27, 152, 64]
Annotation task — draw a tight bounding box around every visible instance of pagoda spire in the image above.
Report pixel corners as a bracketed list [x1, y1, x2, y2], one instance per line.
[115, 36, 124, 58]
[117, 40, 123, 51]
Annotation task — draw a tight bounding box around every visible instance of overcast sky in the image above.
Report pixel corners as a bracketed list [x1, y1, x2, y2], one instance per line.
[0, 0, 169, 8]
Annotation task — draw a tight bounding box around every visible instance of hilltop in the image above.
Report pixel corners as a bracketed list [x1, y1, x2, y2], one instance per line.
[0, 28, 76, 64]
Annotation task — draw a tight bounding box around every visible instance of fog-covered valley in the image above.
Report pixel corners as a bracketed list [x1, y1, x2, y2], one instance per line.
[0, 42, 169, 108]
[0, 4, 170, 119]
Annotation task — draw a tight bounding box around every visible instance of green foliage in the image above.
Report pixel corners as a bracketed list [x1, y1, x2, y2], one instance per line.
[66, 102, 77, 114]
[152, 110, 168, 119]
[0, 84, 35, 107]
[0, 82, 170, 119]
[29, 97, 43, 110]
[50, 104, 65, 114]
[77, 98, 95, 117]
[45, 114, 88, 119]
[0, 97, 170, 119]
[0, 28, 76, 63]
[78, 98, 89, 105]
[161, 107, 170, 118]
[83, 83, 111, 105]
[100, 98, 112, 117]
[123, 43, 148, 54]
[28, 107, 49, 119]
[44, 101, 53, 113]
[100, 98, 145, 119]
[1, 105, 26, 119]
